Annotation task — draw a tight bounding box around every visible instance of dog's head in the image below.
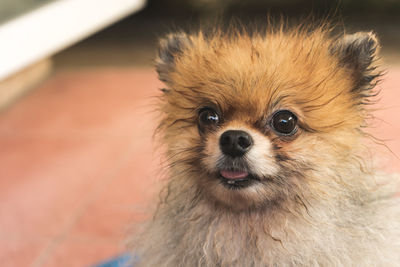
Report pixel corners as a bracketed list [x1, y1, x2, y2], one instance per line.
[155, 27, 381, 210]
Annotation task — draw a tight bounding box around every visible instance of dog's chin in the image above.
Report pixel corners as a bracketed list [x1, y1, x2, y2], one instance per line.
[200, 169, 278, 211]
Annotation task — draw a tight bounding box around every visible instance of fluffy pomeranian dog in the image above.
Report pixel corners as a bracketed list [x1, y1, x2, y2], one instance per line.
[131, 23, 400, 266]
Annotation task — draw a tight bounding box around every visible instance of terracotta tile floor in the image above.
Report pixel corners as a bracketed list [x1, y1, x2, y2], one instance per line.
[0, 67, 399, 267]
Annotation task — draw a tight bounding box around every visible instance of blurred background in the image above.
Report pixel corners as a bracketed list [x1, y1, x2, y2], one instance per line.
[0, 0, 399, 266]
[56, 0, 400, 68]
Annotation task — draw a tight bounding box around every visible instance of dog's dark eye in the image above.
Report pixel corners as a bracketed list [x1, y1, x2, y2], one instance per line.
[198, 108, 219, 127]
[271, 110, 297, 135]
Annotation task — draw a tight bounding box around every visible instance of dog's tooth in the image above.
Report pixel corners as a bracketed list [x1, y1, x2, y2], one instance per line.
[227, 180, 235, 184]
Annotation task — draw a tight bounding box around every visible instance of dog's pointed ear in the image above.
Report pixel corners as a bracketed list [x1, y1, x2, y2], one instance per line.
[331, 32, 380, 90]
[156, 33, 191, 84]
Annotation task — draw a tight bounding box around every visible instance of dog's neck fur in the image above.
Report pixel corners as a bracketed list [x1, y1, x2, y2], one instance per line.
[133, 164, 400, 267]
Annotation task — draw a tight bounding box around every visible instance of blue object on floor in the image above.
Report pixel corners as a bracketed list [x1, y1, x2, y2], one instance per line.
[93, 253, 137, 267]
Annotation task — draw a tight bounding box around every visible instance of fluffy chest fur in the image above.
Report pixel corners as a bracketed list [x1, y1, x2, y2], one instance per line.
[134, 172, 400, 267]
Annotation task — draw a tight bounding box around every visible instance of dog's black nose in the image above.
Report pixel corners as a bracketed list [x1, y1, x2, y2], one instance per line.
[219, 130, 253, 157]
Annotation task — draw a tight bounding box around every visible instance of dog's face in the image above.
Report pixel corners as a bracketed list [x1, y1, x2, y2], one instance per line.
[156, 28, 380, 210]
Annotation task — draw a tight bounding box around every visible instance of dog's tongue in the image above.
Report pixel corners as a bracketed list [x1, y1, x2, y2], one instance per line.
[220, 170, 249, 180]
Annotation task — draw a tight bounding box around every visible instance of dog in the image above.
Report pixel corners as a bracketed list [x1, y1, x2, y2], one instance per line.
[130, 23, 400, 266]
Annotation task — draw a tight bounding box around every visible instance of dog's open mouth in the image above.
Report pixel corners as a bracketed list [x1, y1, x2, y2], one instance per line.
[218, 170, 260, 189]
